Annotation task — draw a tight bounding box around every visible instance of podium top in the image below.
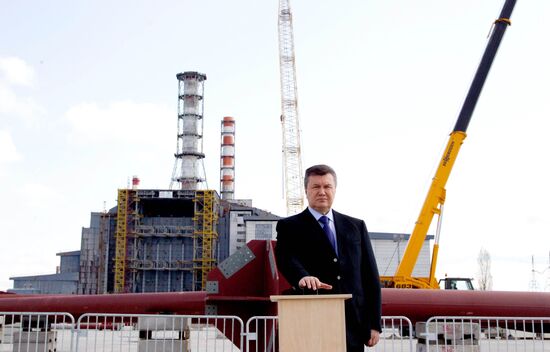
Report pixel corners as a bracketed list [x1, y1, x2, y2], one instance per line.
[270, 294, 352, 302]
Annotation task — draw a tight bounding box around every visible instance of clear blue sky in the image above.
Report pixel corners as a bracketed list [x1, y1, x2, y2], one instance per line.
[1, 0, 549, 291]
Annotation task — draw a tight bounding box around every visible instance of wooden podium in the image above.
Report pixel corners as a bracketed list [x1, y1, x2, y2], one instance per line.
[271, 294, 352, 352]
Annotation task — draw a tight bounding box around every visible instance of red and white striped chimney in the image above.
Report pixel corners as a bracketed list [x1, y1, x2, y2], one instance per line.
[131, 175, 140, 190]
[220, 116, 235, 200]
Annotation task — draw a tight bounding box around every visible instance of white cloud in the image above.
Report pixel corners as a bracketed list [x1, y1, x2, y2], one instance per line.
[0, 57, 35, 87]
[0, 57, 43, 122]
[0, 130, 21, 163]
[0, 84, 43, 119]
[65, 101, 174, 146]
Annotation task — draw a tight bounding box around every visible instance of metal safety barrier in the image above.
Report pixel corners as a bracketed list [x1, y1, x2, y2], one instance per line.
[75, 314, 244, 352]
[4, 312, 550, 352]
[0, 312, 75, 352]
[371, 316, 414, 351]
[245, 315, 414, 352]
[422, 316, 550, 351]
[245, 316, 277, 352]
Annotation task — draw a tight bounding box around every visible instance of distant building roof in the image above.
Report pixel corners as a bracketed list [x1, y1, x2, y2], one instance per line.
[10, 272, 79, 281]
[369, 232, 434, 241]
[226, 202, 283, 218]
[56, 250, 81, 256]
[7, 288, 41, 294]
[243, 214, 282, 221]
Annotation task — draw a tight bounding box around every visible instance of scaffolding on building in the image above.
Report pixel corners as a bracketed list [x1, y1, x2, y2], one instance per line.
[193, 190, 219, 291]
[112, 189, 219, 293]
[114, 189, 128, 293]
[113, 189, 139, 293]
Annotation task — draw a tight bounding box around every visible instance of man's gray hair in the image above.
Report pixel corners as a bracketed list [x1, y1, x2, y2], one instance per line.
[304, 164, 337, 189]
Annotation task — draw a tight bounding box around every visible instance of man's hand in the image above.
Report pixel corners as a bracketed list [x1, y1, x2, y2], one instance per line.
[367, 329, 380, 347]
[298, 276, 333, 290]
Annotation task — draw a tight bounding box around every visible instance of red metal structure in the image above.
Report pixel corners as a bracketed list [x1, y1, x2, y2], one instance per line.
[2, 240, 550, 323]
[1, 240, 550, 349]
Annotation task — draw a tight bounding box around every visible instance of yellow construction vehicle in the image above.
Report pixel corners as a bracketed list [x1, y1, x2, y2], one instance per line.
[380, 0, 516, 289]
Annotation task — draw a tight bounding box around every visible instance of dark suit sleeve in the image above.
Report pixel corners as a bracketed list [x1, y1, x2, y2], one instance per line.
[275, 218, 310, 288]
[360, 220, 382, 332]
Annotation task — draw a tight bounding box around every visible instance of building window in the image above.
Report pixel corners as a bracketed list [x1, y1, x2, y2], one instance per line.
[255, 223, 273, 240]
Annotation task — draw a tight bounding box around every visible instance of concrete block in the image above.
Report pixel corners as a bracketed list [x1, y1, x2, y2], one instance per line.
[138, 339, 189, 352]
[137, 317, 189, 331]
[417, 343, 480, 352]
[1, 324, 23, 343]
[11, 342, 56, 352]
[13, 331, 57, 343]
[417, 321, 480, 341]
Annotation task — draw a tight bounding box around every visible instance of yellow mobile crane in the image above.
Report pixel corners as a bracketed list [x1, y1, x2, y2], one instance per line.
[380, 0, 517, 289]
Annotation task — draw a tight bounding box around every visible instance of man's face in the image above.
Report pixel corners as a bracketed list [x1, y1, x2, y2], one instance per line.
[306, 173, 336, 214]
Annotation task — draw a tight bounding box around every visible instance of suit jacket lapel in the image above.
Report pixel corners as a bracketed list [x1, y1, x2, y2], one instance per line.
[333, 210, 352, 254]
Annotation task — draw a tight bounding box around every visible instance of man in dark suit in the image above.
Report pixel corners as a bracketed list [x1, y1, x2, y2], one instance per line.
[275, 164, 382, 351]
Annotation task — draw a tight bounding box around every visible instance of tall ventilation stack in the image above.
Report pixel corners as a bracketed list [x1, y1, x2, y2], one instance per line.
[171, 71, 207, 190]
[220, 116, 236, 200]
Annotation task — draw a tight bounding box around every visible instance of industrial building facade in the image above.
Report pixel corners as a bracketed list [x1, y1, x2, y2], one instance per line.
[75, 188, 282, 295]
[10, 251, 80, 294]
[11, 190, 433, 294]
[371, 232, 434, 278]
[112, 189, 216, 293]
[77, 189, 219, 294]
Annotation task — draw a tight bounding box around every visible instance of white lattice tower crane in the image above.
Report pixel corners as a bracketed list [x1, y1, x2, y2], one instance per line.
[278, 0, 304, 215]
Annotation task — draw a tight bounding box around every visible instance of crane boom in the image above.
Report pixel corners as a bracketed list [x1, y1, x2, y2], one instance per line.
[278, 0, 304, 215]
[383, 0, 517, 289]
